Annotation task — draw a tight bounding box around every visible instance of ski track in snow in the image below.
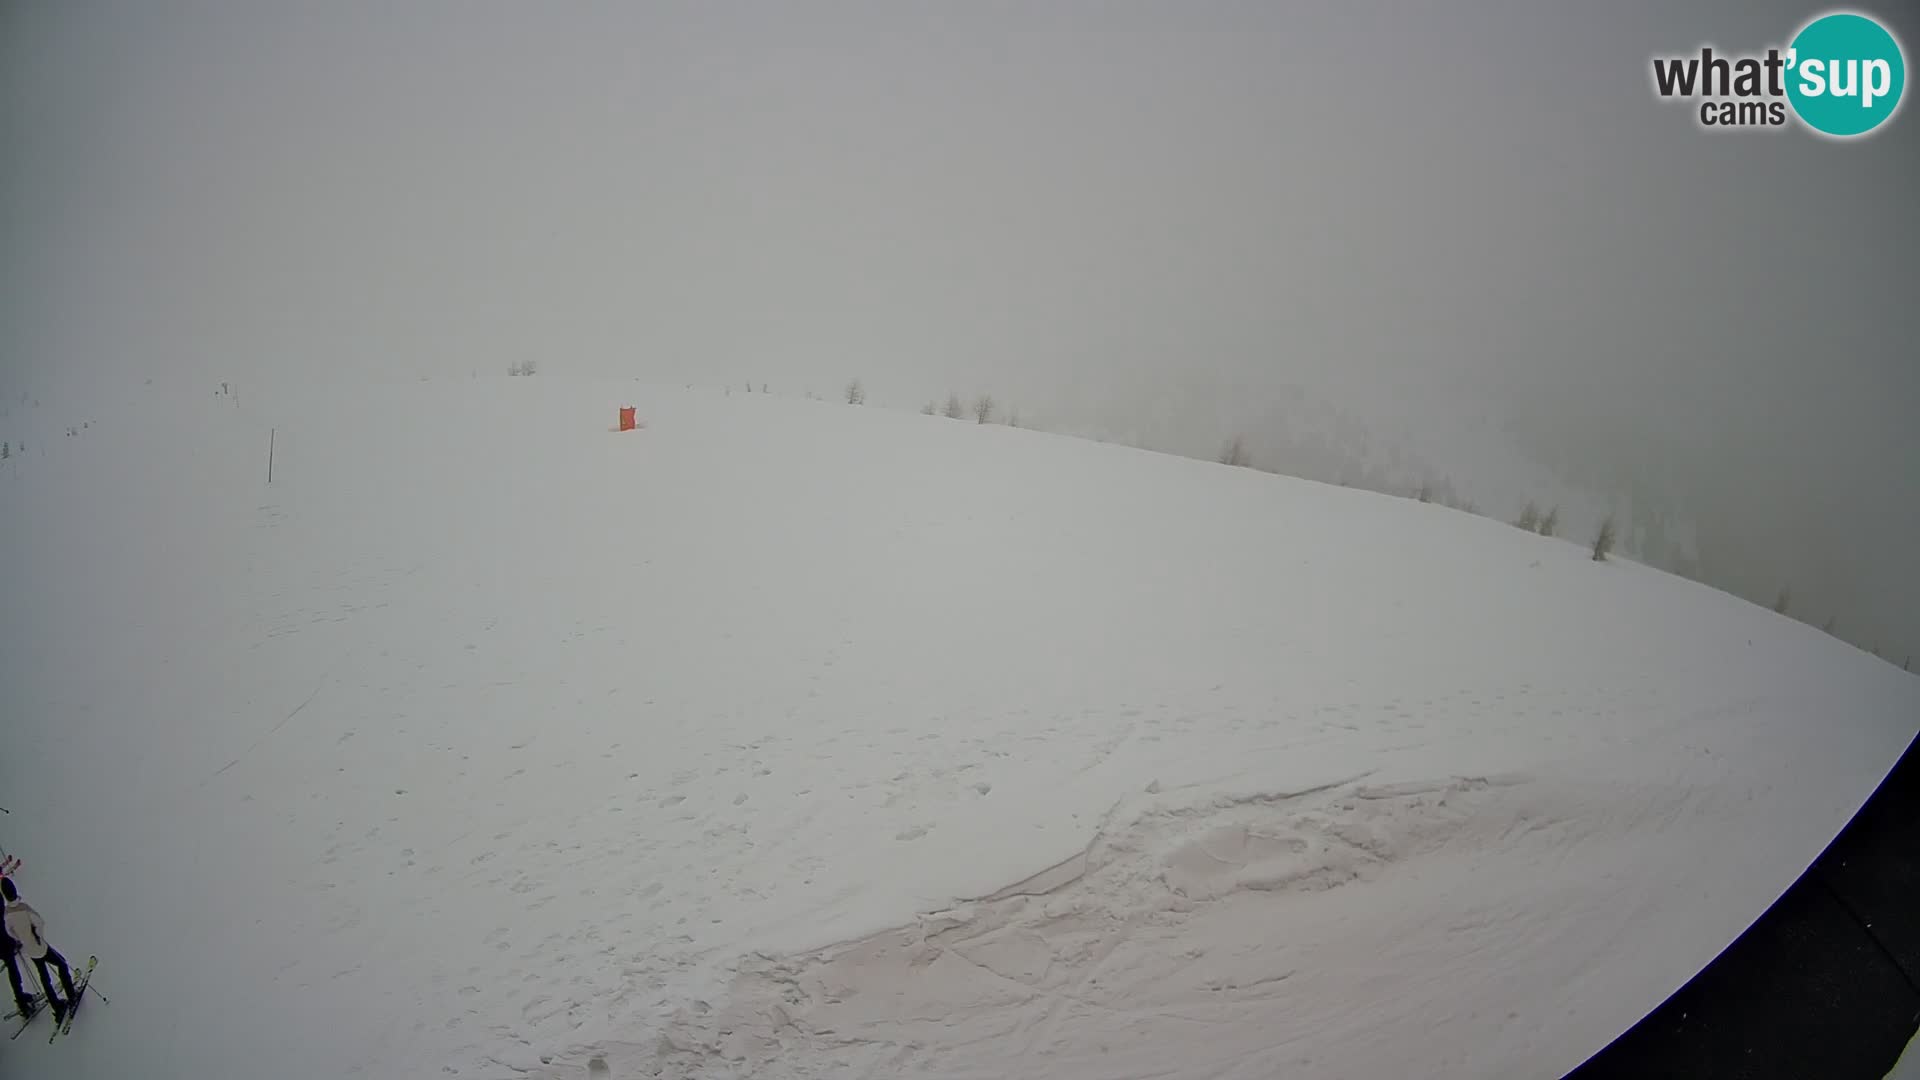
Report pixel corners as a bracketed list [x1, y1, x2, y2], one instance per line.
[0, 378, 1913, 1080]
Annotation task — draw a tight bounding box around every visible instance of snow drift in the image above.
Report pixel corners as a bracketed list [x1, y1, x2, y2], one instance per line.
[0, 376, 1913, 1080]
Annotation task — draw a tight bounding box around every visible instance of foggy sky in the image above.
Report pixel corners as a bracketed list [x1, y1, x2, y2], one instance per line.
[3, 1, 1916, 657]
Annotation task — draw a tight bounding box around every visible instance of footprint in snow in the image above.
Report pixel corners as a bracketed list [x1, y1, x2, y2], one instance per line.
[896, 825, 929, 842]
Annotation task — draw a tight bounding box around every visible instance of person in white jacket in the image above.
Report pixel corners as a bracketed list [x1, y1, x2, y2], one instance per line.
[0, 899, 29, 1017]
[1, 877, 77, 1020]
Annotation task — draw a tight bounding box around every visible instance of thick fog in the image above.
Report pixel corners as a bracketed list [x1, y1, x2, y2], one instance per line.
[3, 0, 1915, 659]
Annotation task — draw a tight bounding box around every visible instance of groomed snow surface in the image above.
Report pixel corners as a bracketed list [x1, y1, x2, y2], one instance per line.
[0, 377, 1913, 1080]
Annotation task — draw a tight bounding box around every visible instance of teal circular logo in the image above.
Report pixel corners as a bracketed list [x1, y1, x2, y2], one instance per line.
[1787, 12, 1906, 137]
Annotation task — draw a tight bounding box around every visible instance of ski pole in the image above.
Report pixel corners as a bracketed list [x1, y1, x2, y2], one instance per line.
[85, 981, 108, 1006]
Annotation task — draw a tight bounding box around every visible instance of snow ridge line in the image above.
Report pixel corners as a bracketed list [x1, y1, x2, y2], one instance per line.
[973, 769, 1379, 904]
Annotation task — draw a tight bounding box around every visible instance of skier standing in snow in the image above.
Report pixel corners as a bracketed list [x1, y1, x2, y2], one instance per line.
[0, 900, 30, 1018]
[2, 878, 77, 1020]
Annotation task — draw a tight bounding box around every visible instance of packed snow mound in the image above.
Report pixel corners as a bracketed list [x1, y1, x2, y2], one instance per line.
[0, 376, 1913, 1080]
[596, 753, 1860, 1080]
[646, 772, 1518, 1078]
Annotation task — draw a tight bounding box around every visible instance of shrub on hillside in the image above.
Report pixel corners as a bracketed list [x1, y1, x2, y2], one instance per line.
[1219, 436, 1251, 468]
[1592, 514, 1616, 561]
[1516, 501, 1540, 531]
[845, 379, 865, 405]
[944, 393, 965, 419]
[1538, 506, 1559, 537]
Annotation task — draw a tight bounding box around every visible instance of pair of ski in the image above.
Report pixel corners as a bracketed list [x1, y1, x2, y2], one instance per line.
[7, 955, 97, 1042]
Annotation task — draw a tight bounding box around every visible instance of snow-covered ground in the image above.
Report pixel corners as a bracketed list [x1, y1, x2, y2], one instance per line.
[0, 376, 1913, 1080]
[1891, 1033, 1920, 1080]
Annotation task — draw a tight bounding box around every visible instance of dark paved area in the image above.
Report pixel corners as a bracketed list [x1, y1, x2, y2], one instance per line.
[1568, 731, 1920, 1079]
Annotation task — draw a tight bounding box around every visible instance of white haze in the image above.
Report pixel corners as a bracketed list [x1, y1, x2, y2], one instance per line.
[2, 0, 1916, 658]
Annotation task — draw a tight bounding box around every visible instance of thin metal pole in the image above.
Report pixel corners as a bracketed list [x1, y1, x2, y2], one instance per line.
[268, 428, 276, 484]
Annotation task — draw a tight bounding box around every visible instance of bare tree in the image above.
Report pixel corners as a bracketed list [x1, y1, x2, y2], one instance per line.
[1515, 501, 1540, 531]
[921, 400, 937, 415]
[943, 392, 965, 419]
[1773, 588, 1791, 615]
[1823, 615, 1838, 635]
[1592, 514, 1616, 562]
[1218, 435, 1251, 468]
[1538, 506, 1559, 538]
[845, 379, 865, 405]
[1415, 480, 1433, 503]
[973, 394, 995, 424]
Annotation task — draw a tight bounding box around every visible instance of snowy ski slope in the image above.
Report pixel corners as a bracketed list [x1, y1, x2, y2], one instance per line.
[0, 376, 1913, 1079]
